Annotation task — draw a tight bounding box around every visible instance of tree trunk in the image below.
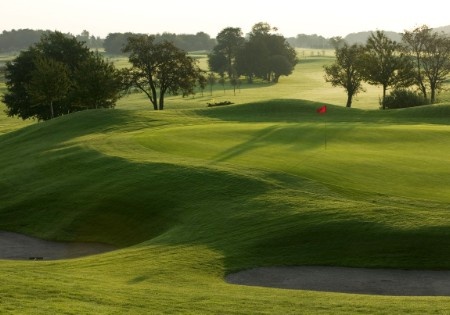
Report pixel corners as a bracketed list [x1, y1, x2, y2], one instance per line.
[158, 92, 165, 110]
[381, 85, 387, 110]
[150, 83, 158, 110]
[430, 87, 436, 104]
[50, 101, 54, 118]
[273, 74, 280, 83]
[346, 91, 353, 108]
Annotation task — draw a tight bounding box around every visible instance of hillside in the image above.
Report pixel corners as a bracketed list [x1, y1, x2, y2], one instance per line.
[1, 50, 450, 313]
[0, 99, 450, 313]
[435, 25, 450, 34]
[342, 25, 450, 45]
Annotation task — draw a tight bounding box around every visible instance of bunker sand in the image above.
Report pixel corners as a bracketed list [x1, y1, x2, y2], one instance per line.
[226, 266, 450, 296]
[3, 230, 450, 296]
[0, 231, 116, 260]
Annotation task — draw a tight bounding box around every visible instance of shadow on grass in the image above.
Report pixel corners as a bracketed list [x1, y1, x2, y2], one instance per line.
[2, 102, 450, 272]
[194, 98, 450, 125]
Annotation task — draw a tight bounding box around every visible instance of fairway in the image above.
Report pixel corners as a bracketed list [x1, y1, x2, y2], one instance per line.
[1, 55, 450, 313]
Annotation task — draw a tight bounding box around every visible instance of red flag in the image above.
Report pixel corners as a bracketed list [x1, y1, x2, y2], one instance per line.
[316, 105, 327, 114]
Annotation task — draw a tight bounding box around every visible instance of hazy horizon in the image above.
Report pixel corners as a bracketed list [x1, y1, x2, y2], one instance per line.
[2, 0, 449, 38]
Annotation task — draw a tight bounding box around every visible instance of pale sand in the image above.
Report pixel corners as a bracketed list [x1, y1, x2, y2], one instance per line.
[226, 266, 450, 296]
[0, 231, 116, 260]
[3, 231, 450, 296]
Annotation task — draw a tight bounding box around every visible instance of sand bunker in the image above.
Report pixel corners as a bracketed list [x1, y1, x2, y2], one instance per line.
[226, 266, 450, 296]
[0, 231, 116, 260]
[3, 230, 450, 296]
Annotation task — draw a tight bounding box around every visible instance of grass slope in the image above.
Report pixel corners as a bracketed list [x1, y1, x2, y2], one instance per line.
[1, 100, 450, 314]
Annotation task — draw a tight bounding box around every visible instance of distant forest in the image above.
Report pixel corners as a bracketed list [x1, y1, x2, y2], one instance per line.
[1, 26, 449, 53]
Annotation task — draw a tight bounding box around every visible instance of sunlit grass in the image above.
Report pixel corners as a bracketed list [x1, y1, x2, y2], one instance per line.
[1, 51, 450, 313]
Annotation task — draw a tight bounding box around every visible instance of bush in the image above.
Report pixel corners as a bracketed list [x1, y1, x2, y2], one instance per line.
[207, 101, 234, 107]
[383, 89, 428, 109]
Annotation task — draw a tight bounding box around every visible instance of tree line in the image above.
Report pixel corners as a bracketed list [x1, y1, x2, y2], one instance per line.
[0, 29, 216, 54]
[2, 23, 296, 119]
[104, 32, 216, 55]
[0, 29, 103, 52]
[2, 31, 208, 118]
[324, 26, 450, 108]
[208, 22, 297, 86]
[4, 25, 448, 122]
[2, 32, 123, 120]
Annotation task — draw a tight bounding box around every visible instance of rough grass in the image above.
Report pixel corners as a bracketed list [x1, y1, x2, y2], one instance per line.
[1, 54, 450, 313]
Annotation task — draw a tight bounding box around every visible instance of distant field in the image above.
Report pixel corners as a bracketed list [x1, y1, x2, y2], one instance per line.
[1, 51, 450, 314]
[117, 51, 450, 111]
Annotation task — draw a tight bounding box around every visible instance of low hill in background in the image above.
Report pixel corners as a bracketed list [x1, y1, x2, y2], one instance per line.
[435, 25, 450, 33]
[344, 31, 402, 45]
[1, 25, 449, 53]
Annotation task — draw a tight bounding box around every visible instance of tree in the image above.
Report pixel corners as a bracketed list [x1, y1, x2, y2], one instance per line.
[236, 22, 297, 83]
[361, 31, 414, 109]
[209, 27, 245, 78]
[123, 35, 204, 110]
[324, 44, 365, 107]
[72, 52, 124, 110]
[26, 56, 71, 119]
[3, 31, 123, 120]
[104, 32, 136, 55]
[329, 36, 346, 49]
[207, 50, 227, 78]
[0, 29, 47, 53]
[403, 25, 450, 104]
[402, 25, 432, 99]
[207, 72, 216, 96]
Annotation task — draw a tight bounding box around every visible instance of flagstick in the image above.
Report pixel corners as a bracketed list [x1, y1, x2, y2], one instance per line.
[316, 105, 328, 150]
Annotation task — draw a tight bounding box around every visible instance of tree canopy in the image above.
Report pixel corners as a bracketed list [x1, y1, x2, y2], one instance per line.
[2, 31, 123, 120]
[208, 27, 245, 78]
[403, 25, 450, 104]
[209, 23, 297, 83]
[324, 26, 450, 109]
[360, 31, 414, 109]
[104, 32, 216, 55]
[324, 44, 365, 107]
[122, 35, 204, 110]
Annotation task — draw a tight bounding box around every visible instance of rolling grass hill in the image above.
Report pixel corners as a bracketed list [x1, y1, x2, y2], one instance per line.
[1, 53, 450, 313]
[0, 99, 450, 313]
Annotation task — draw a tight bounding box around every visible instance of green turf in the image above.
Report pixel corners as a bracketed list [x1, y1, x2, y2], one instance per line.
[1, 54, 450, 314]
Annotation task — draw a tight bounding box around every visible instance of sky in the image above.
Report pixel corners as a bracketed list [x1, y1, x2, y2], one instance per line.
[2, 0, 449, 39]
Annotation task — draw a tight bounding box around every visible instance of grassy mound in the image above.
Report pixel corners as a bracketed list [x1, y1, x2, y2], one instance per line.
[1, 100, 450, 313]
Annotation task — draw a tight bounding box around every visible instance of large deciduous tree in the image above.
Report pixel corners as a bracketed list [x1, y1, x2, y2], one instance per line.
[72, 52, 124, 110]
[361, 31, 414, 109]
[235, 22, 297, 83]
[324, 43, 365, 107]
[208, 27, 245, 78]
[26, 56, 71, 119]
[122, 35, 204, 110]
[403, 25, 450, 104]
[3, 31, 123, 120]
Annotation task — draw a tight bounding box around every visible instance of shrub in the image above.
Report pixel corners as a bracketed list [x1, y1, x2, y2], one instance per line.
[382, 89, 428, 109]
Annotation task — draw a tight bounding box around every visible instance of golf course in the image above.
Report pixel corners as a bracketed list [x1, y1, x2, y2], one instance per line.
[1, 51, 450, 314]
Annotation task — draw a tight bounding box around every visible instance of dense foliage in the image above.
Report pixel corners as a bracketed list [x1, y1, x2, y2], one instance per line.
[0, 29, 103, 52]
[104, 32, 216, 55]
[0, 29, 46, 52]
[403, 25, 450, 104]
[287, 33, 332, 49]
[383, 89, 428, 109]
[325, 26, 450, 109]
[2, 32, 123, 120]
[208, 23, 297, 84]
[324, 44, 365, 107]
[122, 35, 205, 110]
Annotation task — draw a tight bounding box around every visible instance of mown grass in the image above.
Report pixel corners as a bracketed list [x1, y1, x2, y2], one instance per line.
[1, 53, 450, 314]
